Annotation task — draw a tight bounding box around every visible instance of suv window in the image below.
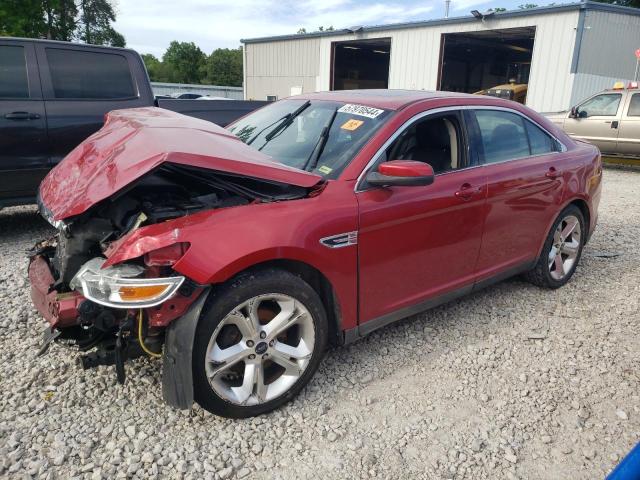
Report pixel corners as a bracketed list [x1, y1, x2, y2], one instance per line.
[578, 93, 621, 117]
[46, 48, 135, 99]
[628, 93, 640, 117]
[380, 114, 464, 175]
[0, 46, 29, 98]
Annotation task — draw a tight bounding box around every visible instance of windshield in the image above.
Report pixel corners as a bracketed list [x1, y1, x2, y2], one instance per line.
[227, 99, 391, 179]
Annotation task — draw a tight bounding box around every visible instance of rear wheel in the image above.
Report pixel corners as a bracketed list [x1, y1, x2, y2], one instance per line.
[192, 269, 328, 418]
[524, 204, 585, 288]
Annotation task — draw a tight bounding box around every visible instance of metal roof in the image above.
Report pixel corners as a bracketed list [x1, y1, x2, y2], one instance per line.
[241, 1, 640, 44]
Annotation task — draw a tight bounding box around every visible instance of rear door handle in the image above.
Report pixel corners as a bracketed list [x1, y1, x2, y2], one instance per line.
[611, 120, 619, 129]
[545, 167, 561, 179]
[4, 111, 40, 120]
[455, 183, 482, 200]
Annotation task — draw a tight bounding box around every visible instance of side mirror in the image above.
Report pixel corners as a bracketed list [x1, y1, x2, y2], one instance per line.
[366, 160, 435, 187]
[569, 106, 578, 118]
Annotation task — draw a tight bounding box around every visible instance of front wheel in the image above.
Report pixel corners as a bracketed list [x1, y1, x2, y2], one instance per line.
[192, 269, 328, 418]
[524, 204, 585, 289]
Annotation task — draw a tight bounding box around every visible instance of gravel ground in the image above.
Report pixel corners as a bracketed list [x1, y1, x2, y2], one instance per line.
[1, 169, 638, 480]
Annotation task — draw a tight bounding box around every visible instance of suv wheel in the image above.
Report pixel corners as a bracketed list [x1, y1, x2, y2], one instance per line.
[524, 204, 585, 288]
[193, 269, 328, 418]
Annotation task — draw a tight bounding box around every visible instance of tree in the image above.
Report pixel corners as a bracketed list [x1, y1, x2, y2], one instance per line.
[203, 47, 243, 86]
[0, 0, 125, 46]
[162, 41, 206, 84]
[77, 0, 124, 46]
[518, 3, 539, 8]
[0, 0, 46, 38]
[46, 0, 79, 41]
[488, 7, 507, 12]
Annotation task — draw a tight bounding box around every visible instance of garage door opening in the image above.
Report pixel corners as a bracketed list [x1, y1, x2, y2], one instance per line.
[331, 38, 391, 90]
[439, 27, 535, 100]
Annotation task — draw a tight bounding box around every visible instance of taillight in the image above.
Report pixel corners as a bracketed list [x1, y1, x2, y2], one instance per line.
[144, 243, 190, 266]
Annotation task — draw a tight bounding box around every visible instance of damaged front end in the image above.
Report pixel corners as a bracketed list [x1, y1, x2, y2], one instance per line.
[28, 107, 322, 396]
[30, 163, 316, 384]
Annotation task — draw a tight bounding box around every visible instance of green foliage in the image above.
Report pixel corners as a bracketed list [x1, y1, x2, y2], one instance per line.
[202, 47, 243, 86]
[0, 0, 125, 46]
[76, 0, 124, 46]
[518, 3, 539, 8]
[144, 45, 243, 87]
[161, 41, 206, 84]
[0, 0, 46, 37]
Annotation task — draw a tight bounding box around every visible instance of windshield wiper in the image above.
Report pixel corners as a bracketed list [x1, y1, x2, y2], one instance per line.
[256, 100, 311, 150]
[303, 107, 339, 173]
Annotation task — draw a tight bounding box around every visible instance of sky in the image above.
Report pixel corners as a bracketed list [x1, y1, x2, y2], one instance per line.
[112, 0, 552, 57]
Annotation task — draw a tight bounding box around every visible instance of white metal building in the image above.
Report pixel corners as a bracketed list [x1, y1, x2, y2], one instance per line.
[241, 1, 640, 112]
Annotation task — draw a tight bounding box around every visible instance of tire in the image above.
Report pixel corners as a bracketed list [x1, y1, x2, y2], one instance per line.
[524, 204, 585, 289]
[192, 268, 328, 418]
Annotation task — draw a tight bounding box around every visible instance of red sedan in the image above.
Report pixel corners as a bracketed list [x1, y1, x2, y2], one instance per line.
[29, 90, 602, 418]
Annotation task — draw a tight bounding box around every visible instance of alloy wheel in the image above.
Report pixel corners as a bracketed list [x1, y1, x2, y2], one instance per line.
[204, 294, 315, 406]
[548, 214, 582, 281]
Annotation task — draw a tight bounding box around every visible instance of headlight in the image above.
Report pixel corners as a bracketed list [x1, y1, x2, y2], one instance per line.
[70, 258, 184, 309]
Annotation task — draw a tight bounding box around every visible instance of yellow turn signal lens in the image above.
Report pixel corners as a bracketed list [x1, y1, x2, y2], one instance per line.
[117, 284, 172, 302]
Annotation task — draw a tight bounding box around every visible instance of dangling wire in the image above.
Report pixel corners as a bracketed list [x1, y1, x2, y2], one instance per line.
[137, 309, 162, 358]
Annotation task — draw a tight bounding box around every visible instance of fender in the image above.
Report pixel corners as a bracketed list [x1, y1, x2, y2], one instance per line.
[103, 183, 360, 331]
[162, 288, 210, 409]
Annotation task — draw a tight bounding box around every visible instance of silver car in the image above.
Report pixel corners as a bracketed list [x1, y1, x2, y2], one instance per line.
[546, 83, 640, 157]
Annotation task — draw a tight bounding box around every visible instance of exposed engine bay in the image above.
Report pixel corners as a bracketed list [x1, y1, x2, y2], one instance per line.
[38, 163, 311, 288]
[30, 163, 316, 382]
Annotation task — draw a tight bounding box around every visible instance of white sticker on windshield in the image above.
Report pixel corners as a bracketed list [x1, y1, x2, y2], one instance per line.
[337, 104, 384, 119]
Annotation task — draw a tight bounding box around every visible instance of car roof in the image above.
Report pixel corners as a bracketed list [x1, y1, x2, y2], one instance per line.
[0, 36, 137, 54]
[296, 89, 475, 110]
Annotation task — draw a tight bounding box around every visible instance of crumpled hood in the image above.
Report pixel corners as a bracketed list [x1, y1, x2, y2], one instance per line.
[39, 107, 322, 220]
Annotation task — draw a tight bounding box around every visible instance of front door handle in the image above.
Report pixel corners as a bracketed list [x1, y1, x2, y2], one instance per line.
[4, 111, 40, 120]
[455, 183, 482, 200]
[545, 167, 561, 179]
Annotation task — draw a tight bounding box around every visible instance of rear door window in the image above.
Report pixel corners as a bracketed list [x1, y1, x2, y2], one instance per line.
[474, 110, 530, 163]
[0, 45, 29, 98]
[46, 48, 135, 99]
[474, 110, 559, 163]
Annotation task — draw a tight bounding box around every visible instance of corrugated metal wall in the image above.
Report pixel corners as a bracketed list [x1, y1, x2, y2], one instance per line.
[244, 38, 321, 100]
[568, 10, 640, 107]
[576, 10, 640, 79]
[569, 73, 629, 107]
[245, 10, 581, 111]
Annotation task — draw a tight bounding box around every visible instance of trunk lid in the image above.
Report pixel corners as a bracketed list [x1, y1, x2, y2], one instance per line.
[40, 107, 322, 220]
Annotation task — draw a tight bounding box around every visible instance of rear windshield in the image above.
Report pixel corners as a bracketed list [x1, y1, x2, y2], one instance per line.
[227, 99, 391, 179]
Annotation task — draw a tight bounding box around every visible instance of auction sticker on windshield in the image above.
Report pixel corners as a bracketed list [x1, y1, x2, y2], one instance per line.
[337, 104, 385, 119]
[341, 119, 364, 131]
